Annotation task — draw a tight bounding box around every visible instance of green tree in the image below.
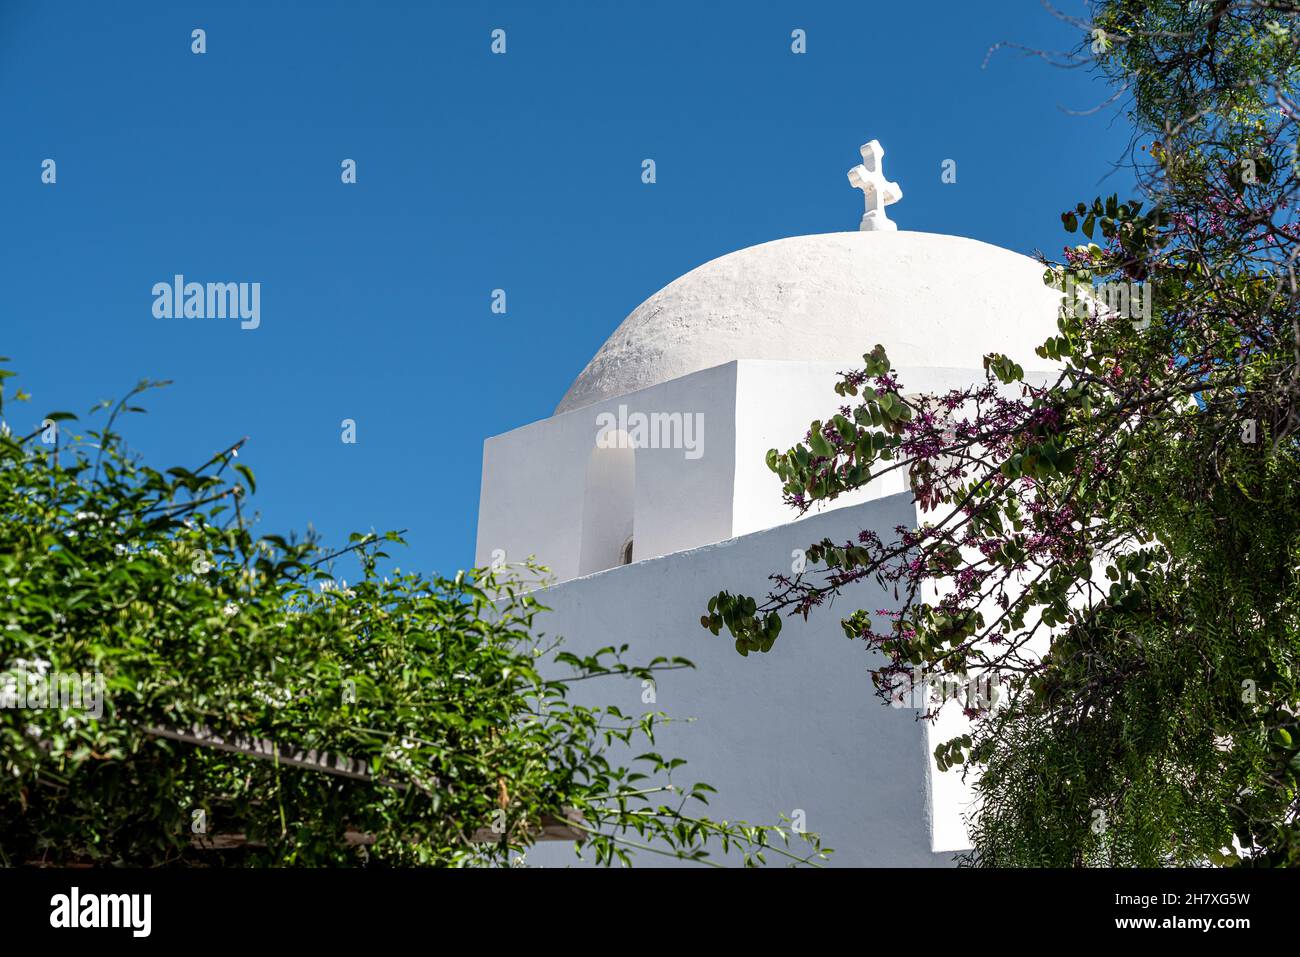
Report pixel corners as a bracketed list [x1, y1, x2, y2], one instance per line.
[0, 365, 826, 867]
[701, 1, 1300, 865]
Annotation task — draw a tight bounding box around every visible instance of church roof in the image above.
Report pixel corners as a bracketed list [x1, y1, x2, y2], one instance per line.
[556, 230, 1061, 414]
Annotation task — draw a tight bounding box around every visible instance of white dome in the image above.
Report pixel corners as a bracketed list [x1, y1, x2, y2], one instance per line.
[557, 231, 1061, 414]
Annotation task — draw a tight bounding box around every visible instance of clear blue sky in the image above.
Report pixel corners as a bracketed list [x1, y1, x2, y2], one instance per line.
[1, 0, 1135, 578]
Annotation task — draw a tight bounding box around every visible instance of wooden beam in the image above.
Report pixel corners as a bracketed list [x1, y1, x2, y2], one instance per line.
[151, 724, 586, 848]
[145, 723, 420, 791]
[191, 815, 585, 851]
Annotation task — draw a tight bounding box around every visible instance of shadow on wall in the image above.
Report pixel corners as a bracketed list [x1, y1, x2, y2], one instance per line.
[579, 436, 634, 576]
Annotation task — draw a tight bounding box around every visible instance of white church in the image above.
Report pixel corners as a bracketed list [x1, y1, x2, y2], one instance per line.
[475, 142, 1060, 866]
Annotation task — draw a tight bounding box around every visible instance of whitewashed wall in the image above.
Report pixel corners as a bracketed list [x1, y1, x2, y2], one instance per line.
[477, 358, 1047, 587]
[522, 492, 975, 867]
[475, 363, 738, 581]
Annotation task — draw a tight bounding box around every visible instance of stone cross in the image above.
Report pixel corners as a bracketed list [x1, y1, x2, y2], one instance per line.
[847, 140, 902, 231]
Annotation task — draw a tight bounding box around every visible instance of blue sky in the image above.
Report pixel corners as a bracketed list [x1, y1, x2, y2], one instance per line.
[1, 0, 1135, 578]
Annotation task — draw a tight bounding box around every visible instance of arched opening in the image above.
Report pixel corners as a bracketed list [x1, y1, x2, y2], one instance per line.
[578, 438, 635, 575]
